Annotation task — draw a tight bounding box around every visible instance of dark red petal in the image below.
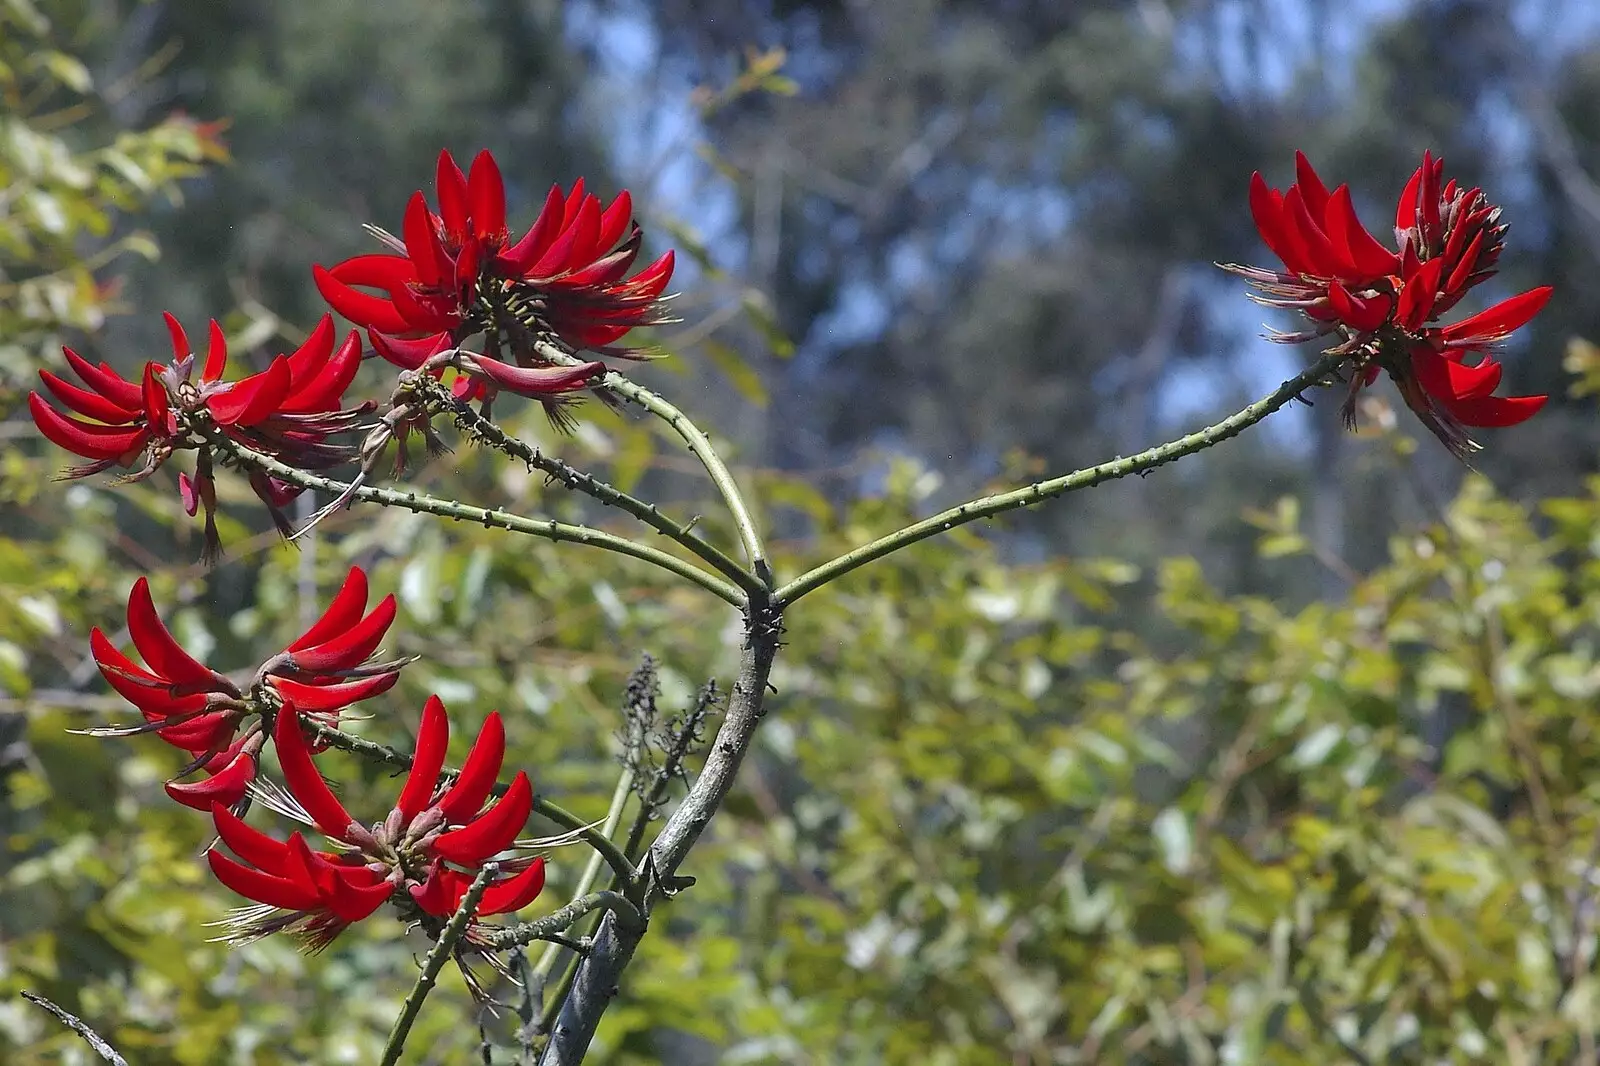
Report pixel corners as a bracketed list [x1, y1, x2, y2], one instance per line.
[270, 672, 399, 712]
[207, 848, 323, 910]
[163, 311, 192, 360]
[1293, 150, 1332, 221]
[141, 362, 169, 426]
[284, 315, 337, 388]
[62, 348, 142, 409]
[468, 150, 507, 244]
[166, 752, 256, 810]
[369, 329, 453, 370]
[325, 870, 392, 922]
[281, 330, 362, 413]
[403, 192, 449, 288]
[1440, 287, 1554, 343]
[502, 183, 566, 273]
[533, 195, 601, 277]
[202, 319, 229, 383]
[206, 355, 293, 426]
[1412, 344, 1502, 402]
[211, 801, 294, 872]
[1396, 165, 1423, 232]
[596, 191, 634, 253]
[432, 770, 531, 865]
[126, 577, 220, 689]
[409, 864, 469, 917]
[478, 857, 547, 916]
[273, 703, 356, 841]
[288, 567, 369, 652]
[397, 695, 451, 819]
[435, 150, 470, 245]
[313, 263, 414, 334]
[1283, 187, 1351, 277]
[1442, 230, 1486, 299]
[1442, 392, 1548, 428]
[288, 594, 397, 673]
[1326, 282, 1391, 333]
[28, 393, 148, 460]
[470, 357, 603, 398]
[437, 711, 505, 822]
[1325, 186, 1398, 279]
[38, 369, 138, 424]
[1397, 258, 1445, 331]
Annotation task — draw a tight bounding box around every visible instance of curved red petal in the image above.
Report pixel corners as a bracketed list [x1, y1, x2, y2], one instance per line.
[126, 577, 219, 689]
[269, 671, 399, 713]
[141, 363, 169, 426]
[202, 319, 230, 383]
[288, 594, 396, 673]
[207, 848, 323, 911]
[165, 752, 256, 810]
[435, 150, 470, 246]
[314, 263, 414, 334]
[470, 357, 603, 398]
[63, 348, 142, 409]
[273, 703, 356, 841]
[288, 567, 369, 652]
[1441, 287, 1553, 344]
[1441, 392, 1548, 428]
[403, 192, 448, 288]
[38, 369, 138, 424]
[369, 329, 452, 370]
[211, 801, 294, 871]
[284, 315, 337, 388]
[1293, 150, 1332, 221]
[479, 857, 547, 916]
[397, 695, 451, 819]
[437, 711, 505, 822]
[207, 355, 293, 426]
[468, 150, 507, 244]
[502, 183, 567, 274]
[162, 311, 192, 361]
[432, 770, 531, 865]
[1325, 186, 1398, 280]
[28, 393, 148, 460]
[281, 330, 362, 413]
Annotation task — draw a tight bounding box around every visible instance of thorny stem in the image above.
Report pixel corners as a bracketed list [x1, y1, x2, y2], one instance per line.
[414, 375, 763, 596]
[380, 863, 498, 1066]
[531, 768, 638, 1036]
[20, 992, 128, 1066]
[772, 352, 1348, 606]
[303, 721, 636, 888]
[478, 891, 643, 952]
[200, 427, 746, 607]
[538, 597, 782, 1065]
[538, 340, 771, 587]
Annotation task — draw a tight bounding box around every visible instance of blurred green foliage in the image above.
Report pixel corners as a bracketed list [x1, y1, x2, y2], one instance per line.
[8, 6, 1600, 1066]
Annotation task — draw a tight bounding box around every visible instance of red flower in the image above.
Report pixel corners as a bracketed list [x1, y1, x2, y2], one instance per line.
[313, 149, 674, 422]
[1221, 151, 1550, 455]
[208, 697, 546, 950]
[30, 314, 371, 558]
[90, 568, 407, 800]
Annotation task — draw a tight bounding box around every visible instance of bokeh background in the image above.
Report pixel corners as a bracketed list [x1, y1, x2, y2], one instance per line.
[7, 0, 1600, 1061]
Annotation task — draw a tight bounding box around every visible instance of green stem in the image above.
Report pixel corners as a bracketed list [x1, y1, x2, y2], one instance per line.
[201, 428, 745, 607]
[528, 793, 637, 891]
[415, 376, 763, 596]
[379, 863, 497, 1066]
[478, 890, 643, 952]
[773, 353, 1345, 606]
[538, 340, 771, 586]
[531, 769, 636, 982]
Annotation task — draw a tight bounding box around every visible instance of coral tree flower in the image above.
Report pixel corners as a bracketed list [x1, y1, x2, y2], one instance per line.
[208, 697, 545, 950]
[89, 567, 407, 808]
[1220, 151, 1550, 455]
[313, 149, 673, 422]
[29, 314, 371, 557]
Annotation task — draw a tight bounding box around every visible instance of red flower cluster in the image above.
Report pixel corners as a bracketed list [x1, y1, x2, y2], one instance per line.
[209, 698, 544, 950]
[1222, 151, 1551, 455]
[90, 567, 406, 810]
[313, 149, 672, 420]
[29, 314, 371, 556]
